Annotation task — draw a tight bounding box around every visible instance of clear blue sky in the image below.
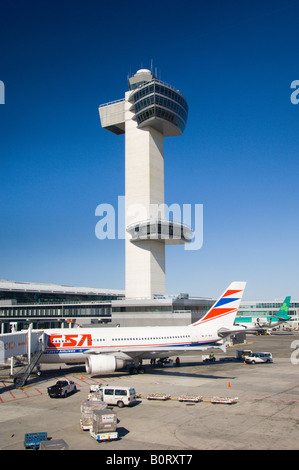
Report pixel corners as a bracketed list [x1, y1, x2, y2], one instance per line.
[0, 0, 298, 300]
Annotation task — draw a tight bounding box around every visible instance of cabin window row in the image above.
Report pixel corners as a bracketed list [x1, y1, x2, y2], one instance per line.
[111, 335, 191, 341]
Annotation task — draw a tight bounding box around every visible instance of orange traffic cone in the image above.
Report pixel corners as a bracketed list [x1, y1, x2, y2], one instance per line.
[228, 381, 231, 388]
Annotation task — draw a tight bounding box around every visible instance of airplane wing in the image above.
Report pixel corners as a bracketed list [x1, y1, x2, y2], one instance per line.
[217, 326, 247, 338]
[82, 343, 226, 361]
[270, 315, 292, 326]
[242, 314, 292, 332]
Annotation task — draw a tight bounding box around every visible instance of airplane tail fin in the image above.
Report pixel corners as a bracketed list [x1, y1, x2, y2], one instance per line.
[190, 281, 247, 329]
[274, 296, 291, 320]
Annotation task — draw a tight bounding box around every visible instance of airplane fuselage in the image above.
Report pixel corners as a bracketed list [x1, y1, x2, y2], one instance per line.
[36, 281, 247, 374]
[40, 324, 220, 364]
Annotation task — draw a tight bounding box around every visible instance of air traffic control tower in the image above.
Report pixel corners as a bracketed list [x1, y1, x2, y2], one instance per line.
[99, 69, 192, 299]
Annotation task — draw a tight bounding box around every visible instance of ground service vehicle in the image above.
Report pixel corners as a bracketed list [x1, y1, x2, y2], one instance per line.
[202, 353, 216, 362]
[47, 379, 77, 398]
[236, 350, 252, 360]
[99, 386, 136, 407]
[245, 352, 273, 364]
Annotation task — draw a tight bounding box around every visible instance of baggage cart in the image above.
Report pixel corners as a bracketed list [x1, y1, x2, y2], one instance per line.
[210, 397, 238, 404]
[90, 430, 118, 441]
[146, 393, 169, 400]
[178, 394, 202, 402]
[24, 432, 48, 450]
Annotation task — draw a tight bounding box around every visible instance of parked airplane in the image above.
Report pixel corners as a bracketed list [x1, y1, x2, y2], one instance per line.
[39, 281, 246, 375]
[236, 296, 291, 334]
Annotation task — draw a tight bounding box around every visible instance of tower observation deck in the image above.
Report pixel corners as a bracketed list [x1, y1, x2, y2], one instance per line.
[99, 69, 192, 299]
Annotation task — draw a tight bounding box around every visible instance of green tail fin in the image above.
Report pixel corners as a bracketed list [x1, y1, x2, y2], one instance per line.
[277, 296, 291, 319]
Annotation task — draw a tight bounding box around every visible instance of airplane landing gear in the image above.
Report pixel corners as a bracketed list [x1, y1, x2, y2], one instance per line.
[129, 366, 145, 374]
[129, 359, 145, 374]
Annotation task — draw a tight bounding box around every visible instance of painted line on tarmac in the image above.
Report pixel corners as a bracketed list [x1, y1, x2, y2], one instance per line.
[0, 381, 45, 403]
[239, 396, 299, 404]
[2, 381, 16, 400]
[71, 374, 97, 386]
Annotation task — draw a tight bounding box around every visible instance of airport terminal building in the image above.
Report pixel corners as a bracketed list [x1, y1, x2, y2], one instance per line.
[237, 301, 299, 329]
[0, 279, 298, 333]
[0, 279, 215, 332]
[0, 280, 122, 332]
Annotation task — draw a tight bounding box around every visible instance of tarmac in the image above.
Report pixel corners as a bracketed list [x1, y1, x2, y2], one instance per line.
[0, 331, 299, 452]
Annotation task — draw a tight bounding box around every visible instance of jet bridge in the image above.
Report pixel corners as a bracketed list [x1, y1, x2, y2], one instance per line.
[0, 326, 45, 388]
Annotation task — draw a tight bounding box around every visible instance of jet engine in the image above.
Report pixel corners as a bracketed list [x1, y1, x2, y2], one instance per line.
[85, 354, 126, 375]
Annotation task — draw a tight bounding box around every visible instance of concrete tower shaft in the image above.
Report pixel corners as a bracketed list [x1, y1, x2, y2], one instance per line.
[99, 69, 191, 299]
[125, 87, 165, 299]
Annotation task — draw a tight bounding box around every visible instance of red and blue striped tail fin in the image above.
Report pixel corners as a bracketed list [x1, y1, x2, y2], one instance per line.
[191, 281, 247, 329]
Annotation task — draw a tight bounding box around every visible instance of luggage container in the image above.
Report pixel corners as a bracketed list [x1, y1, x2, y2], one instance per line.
[80, 400, 107, 430]
[92, 408, 117, 434]
[89, 408, 118, 442]
[87, 391, 104, 402]
[40, 439, 69, 450]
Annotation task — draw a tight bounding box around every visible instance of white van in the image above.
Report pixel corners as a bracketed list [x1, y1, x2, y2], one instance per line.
[245, 352, 273, 364]
[99, 386, 136, 408]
